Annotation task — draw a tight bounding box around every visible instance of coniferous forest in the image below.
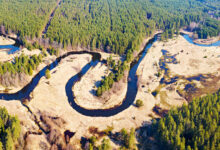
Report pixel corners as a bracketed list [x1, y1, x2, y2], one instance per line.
[0, 0, 219, 55]
[0, 107, 21, 150]
[152, 91, 220, 150]
[0, 0, 57, 39]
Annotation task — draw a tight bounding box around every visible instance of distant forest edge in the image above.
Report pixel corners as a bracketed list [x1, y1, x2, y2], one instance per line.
[0, 0, 219, 55]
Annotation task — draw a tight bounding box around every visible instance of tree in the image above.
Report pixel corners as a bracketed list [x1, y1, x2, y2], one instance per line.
[0, 142, 2, 150]
[0, 107, 21, 150]
[128, 128, 136, 149]
[98, 139, 111, 150]
[28, 66, 33, 76]
[5, 129, 14, 150]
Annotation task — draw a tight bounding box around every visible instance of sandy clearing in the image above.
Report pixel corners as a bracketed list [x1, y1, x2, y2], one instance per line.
[136, 34, 220, 115]
[162, 36, 220, 76]
[72, 32, 162, 110]
[24, 134, 50, 150]
[29, 54, 92, 116]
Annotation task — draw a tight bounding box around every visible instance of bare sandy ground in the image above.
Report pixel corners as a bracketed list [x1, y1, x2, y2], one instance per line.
[137, 34, 220, 112]
[163, 36, 220, 76]
[194, 37, 220, 45]
[0, 36, 15, 45]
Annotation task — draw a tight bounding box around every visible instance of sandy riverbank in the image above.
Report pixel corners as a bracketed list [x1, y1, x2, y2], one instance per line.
[0, 48, 43, 62]
[193, 37, 220, 45]
[0, 36, 15, 45]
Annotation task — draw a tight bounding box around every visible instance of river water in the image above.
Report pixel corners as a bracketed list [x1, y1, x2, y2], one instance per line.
[0, 34, 219, 117]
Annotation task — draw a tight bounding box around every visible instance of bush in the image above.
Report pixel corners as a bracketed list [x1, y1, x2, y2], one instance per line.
[45, 69, 51, 79]
[103, 126, 114, 135]
[136, 99, 144, 108]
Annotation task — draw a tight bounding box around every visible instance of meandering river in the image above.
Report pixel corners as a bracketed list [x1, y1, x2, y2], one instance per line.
[0, 34, 219, 117]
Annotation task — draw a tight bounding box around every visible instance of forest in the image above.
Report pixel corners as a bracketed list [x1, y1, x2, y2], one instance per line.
[0, 0, 57, 39]
[152, 91, 220, 150]
[45, 0, 214, 54]
[0, 107, 21, 150]
[0, 0, 219, 55]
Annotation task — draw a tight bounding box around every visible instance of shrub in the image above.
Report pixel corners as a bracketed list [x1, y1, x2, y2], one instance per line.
[103, 126, 114, 135]
[45, 69, 51, 79]
[136, 99, 144, 108]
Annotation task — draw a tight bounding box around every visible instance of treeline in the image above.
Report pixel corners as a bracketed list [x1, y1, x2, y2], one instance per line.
[0, 54, 43, 76]
[152, 91, 220, 150]
[45, 0, 218, 55]
[0, 107, 21, 150]
[0, 0, 219, 55]
[0, 0, 57, 39]
[195, 19, 220, 39]
[0, 53, 43, 87]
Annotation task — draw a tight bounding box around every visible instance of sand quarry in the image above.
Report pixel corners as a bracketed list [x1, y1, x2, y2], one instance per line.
[0, 34, 219, 149]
